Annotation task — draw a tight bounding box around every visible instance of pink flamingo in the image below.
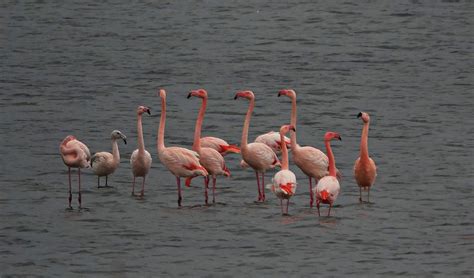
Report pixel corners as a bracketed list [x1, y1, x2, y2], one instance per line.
[130, 106, 152, 197]
[59, 135, 91, 209]
[156, 89, 208, 207]
[254, 131, 291, 155]
[234, 90, 280, 202]
[188, 89, 231, 204]
[200, 137, 240, 156]
[278, 89, 332, 208]
[315, 132, 342, 217]
[267, 124, 297, 215]
[91, 130, 127, 188]
[354, 112, 377, 203]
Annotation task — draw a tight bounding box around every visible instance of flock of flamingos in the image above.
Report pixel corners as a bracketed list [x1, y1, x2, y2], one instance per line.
[59, 89, 377, 216]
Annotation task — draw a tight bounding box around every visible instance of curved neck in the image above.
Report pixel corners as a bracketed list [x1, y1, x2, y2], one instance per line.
[137, 114, 145, 153]
[60, 144, 82, 165]
[290, 95, 297, 146]
[111, 138, 120, 162]
[241, 98, 254, 149]
[280, 132, 289, 170]
[360, 122, 370, 161]
[157, 96, 166, 152]
[192, 97, 207, 152]
[325, 140, 337, 177]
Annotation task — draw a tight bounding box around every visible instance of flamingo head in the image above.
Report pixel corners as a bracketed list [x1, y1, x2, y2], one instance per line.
[187, 89, 208, 99]
[324, 132, 342, 142]
[277, 89, 296, 99]
[137, 105, 151, 116]
[61, 135, 76, 146]
[158, 88, 166, 99]
[111, 130, 127, 144]
[357, 112, 370, 123]
[234, 90, 254, 100]
[279, 124, 296, 136]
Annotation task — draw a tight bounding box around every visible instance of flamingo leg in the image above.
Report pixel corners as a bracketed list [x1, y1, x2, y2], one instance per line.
[286, 199, 290, 215]
[280, 199, 283, 215]
[309, 177, 313, 208]
[212, 177, 216, 204]
[68, 167, 72, 209]
[204, 176, 209, 205]
[316, 200, 320, 217]
[176, 177, 182, 207]
[368, 188, 370, 203]
[97, 176, 100, 188]
[261, 173, 266, 202]
[255, 172, 262, 201]
[140, 176, 145, 197]
[132, 176, 136, 196]
[328, 203, 332, 217]
[105, 175, 108, 187]
[359, 187, 362, 203]
[78, 168, 82, 209]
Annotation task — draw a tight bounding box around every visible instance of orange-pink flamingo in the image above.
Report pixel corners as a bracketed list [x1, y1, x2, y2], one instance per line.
[60, 135, 91, 209]
[156, 89, 208, 207]
[91, 130, 127, 188]
[234, 90, 280, 202]
[278, 89, 332, 208]
[188, 89, 230, 204]
[315, 132, 341, 217]
[267, 124, 297, 215]
[254, 131, 291, 155]
[200, 137, 240, 156]
[354, 112, 377, 203]
[130, 106, 152, 197]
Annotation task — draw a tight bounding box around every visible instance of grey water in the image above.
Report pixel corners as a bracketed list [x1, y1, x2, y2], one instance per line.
[1, 0, 473, 276]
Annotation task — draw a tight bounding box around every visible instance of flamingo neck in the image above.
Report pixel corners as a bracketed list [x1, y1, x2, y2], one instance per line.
[280, 132, 289, 170]
[241, 98, 254, 149]
[360, 122, 370, 161]
[157, 96, 166, 152]
[325, 140, 337, 177]
[290, 94, 297, 146]
[111, 138, 120, 163]
[137, 114, 145, 154]
[192, 97, 207, 152]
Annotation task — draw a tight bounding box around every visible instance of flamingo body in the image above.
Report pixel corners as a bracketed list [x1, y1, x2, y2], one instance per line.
[241, 142, 279, 172]
[200, 136, 240, 156]
[255, 131, 291, 154]
[292, 146, 329, 179]
[130, 149, 152, 177]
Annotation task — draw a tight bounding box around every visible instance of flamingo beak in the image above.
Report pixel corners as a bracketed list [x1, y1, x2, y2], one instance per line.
[357, 112, 362, 118]
[278, 92, 282, 97]
[146, 109, 151, 115]
[233, 93, 239, 100]
[123, 138, 127, 144]
[187, 92, 192, 99]
[290, 126, 296, 132]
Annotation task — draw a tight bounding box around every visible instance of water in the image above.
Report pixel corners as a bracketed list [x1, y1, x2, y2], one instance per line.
[1, 0, 473, 276]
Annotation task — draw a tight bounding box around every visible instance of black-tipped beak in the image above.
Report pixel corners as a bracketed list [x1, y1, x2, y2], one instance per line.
[290, 126, 296, 132]
[357, 112, 362, 118]
[187, 92, 192, 99]
[147, 109, 151, 115]
[234, 94, 238, 100]
[278, 92, 282, 97]
[338, 136, 342, 141]
[123, 138, 127, 144]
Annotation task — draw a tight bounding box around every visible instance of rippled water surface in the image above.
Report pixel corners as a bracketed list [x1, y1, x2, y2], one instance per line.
[1, 0, 473, 276]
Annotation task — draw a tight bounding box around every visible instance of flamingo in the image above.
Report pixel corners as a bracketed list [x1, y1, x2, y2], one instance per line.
[200, 137, 240, 156]
[254, 131, 291, 155]
[354, 112, 377, 203]
[59, 135, 91, 209]
[278, 89, 332, 208]
[315, 132, 342, 217]
[266, 124, 297, 215]
[130, 106, 152, 197]
[156, 89, 208, 207]
[187, 89, 231, 204]
[234, 90, 280, 202]
[91, 130, 127, 188]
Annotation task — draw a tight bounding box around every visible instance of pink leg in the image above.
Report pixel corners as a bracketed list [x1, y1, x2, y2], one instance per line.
[316, 200, 321, 217]
[68, 167, 72, 209]
[255, 172, 262, 201]
[368, 187, 370, 203]
[328, 203, 332, 217]
[212, 177, 216, 204]
[280, 199, 283, 215]
[140, 176, 146, 197]
[261, 173, 266, 202]
[204, 176, 209, 205]
[176, 177, 182, 207]
[78, 168, 82, 208]
[309, 177, 313, 208]
[359, 187, 362, 203]
[132, 176, 136, 196]
[286, 199, 290, 215]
